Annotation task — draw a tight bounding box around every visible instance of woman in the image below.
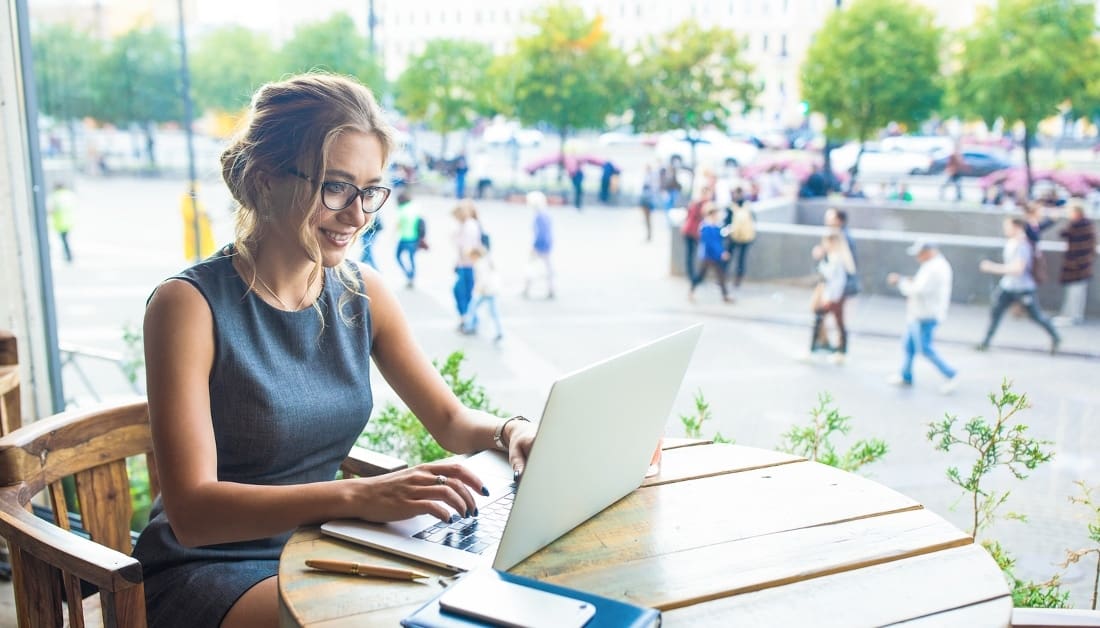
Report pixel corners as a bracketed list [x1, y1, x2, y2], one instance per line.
[452, 199, 483, 327]
[809, 231, 855, 364]
[133, 74, 535, 628]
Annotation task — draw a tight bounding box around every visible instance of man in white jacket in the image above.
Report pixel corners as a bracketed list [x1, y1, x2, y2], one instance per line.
[887, 240, 959, 394]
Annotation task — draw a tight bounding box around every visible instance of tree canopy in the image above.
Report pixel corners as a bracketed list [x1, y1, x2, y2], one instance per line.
[278, 12, 384, 91]
[395, 39, 494, 152]
[191, 26, 277, 113]
[506, 4, 629, 144]
[801, 0, 943, 144]
[952, 0, 1099, 192]
[630, 21, 758, 133]
[31, 23, 101, 125]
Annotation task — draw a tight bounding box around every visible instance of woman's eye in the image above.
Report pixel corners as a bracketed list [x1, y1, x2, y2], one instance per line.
[323, 182, 351, 194]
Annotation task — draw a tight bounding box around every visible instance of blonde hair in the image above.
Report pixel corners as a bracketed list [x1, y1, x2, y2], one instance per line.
[823, 230, 856, 274]
[220, 73, 395, 324]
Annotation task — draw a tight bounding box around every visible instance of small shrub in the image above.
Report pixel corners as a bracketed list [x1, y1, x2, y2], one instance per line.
[1062, 480, 1100, 610]
[779, 392, 887, 472]
[358, 351, 506, 465]
[678, 389, 733, 444]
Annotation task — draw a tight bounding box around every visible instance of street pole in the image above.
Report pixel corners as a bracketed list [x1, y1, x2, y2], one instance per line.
[176, 0, 201, 262]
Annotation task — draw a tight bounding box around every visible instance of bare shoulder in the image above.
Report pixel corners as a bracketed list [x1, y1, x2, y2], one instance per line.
[144, 278, 213, 344]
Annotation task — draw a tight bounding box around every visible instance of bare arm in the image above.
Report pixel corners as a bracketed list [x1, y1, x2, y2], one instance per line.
[145, 279, 490, 548]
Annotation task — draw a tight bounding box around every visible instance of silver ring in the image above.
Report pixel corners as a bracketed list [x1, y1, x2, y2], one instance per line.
[435, 475, 447, 486]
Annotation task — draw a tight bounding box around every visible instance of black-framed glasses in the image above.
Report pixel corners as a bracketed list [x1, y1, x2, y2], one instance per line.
[289, 168, 391, 213]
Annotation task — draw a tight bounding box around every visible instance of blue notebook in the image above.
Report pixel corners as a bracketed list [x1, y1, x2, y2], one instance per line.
[401, 568, 661, 628]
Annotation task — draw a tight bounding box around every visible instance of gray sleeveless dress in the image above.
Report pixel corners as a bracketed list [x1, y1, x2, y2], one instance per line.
[132, 247, 373, 628]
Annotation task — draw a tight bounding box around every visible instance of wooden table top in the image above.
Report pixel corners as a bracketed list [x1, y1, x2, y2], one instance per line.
[278, 441, 1012, 627]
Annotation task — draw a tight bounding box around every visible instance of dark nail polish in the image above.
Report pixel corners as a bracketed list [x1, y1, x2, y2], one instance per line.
[465, 509, 472, 518]
[450, 514, 460, 523]
[474, 508, 479, 517]
[480, 486, 490, 496]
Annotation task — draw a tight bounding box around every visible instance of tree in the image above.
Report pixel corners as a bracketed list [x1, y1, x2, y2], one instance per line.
[952, 0, 1098, 198]
[31, 23, 102, 161]
[507, 5, 629, 154]
[92, 26, 183, 170]
[191, 26, 277, 114]
[801, 0, 943, 188]
[277, 12, 384, 92]
[395, 39, 494, 156]
[630, 21, 758, 134]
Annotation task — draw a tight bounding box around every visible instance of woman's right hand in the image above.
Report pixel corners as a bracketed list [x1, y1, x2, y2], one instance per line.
[351, 461, 488, 523]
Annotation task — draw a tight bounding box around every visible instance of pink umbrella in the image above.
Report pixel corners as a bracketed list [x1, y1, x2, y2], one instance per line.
[524, 153, 608, 177]
[981, 167, 1100, 197]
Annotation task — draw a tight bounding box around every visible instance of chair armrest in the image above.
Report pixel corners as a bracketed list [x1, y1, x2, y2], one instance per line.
[340, 446, 407, 478]
[0, 491, 142, 591]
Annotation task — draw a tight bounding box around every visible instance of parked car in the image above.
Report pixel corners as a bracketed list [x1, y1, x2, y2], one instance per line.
[481, 122, 544, 147]
[654, 129, 760, 169]
[829, 142, 937, 178]
[879, 135, 955, 156]
[919, 148, 1013, 177]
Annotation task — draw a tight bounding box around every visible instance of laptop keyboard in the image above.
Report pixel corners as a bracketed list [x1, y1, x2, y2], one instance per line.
[411, 487, 515, 554]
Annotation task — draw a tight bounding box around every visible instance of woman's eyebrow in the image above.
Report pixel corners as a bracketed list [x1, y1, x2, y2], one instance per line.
[325, 168, 383, 185]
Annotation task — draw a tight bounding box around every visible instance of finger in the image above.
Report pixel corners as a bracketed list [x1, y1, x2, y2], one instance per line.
[422, 475, 476, 518]
[413, 499, 455, 524]
[430, 462, 489, 497]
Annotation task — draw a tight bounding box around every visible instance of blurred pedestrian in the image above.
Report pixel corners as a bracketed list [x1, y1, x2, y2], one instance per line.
[939, 148, 965, 202]
[688, 203, 733, 304]
[976, 217, 1061, 354]
[725, 201, 756, 288]
[887, 241, 958, 393]
[598, 161, 620, 204]
[180, 185, 215, 262]
[523, 191, 555, 300]
[47, 181, 76, 263]
[807, 231, 855, 364]
[462, 246, 503, 342]
[358, 214, 380, 270]
[452, 200, 482, 327]
[660, 162, 682, 211]
[825, 207, 861, 298]
[570, 167, 584, 210]
[454, 153, 468, 199]
[393, 189, 423, 288]
[1053, 202, 1096, 326]
[639, 163, 659, 241]
[472, 149, 492, 200]
[681, 183, 711, 285]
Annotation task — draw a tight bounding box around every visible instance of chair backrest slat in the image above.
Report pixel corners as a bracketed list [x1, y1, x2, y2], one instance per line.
[75, 459, 134, 554]
[48, 480, 71, 531]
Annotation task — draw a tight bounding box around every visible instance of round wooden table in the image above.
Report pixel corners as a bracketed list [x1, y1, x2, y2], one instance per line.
[279, 442, 1011, 627]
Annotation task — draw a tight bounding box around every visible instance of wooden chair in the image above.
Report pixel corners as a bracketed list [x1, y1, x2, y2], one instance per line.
[0, 398, 406, 628]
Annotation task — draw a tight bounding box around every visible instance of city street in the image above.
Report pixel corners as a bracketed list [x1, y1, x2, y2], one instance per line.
[14, 172, 1100, 612]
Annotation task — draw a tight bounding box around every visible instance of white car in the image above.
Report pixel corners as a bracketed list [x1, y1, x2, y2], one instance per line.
[654, 129, 760, 169]
[482, 122, 544, 147]
[829, 142, 939, 178]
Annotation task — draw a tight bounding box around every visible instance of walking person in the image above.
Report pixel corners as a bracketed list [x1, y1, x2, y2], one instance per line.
[132, 73, 536, 628]
[393, 189, 423, 288]
[887, 241, 958, 393]
[452, 199, 482, 328]
[570, 167, 585, 210]
[680, 184, 711, 286]
[522, 191, 555, 300]
[939, 148, 965, 202]
[462, 246, 504, 342]
[688, 203, 733, 304]
[47, 181, 76, 263]
[1053, 202, 1096, 326]
[358, 215, 380, 270]
[726, 201, 757, 288]
[976, 217, 1062, 354]
[807, 231, 855, 364]
[639, 163, 660, 241]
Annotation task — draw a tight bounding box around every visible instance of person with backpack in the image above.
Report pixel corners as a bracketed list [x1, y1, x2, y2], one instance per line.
[452, 200, 483, 328]
[393, 189, 423, 288]
[726, 201, 757, 288]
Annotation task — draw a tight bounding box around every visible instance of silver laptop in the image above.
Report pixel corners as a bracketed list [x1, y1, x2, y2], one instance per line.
[321, 324, 703, 572]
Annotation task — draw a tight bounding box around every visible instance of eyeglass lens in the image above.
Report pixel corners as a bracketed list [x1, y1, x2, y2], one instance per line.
[321, 182, 389, 212]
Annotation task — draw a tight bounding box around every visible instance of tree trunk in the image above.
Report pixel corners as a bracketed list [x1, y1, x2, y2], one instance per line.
[66, 119, 79, 167]
[557, 129, 567, 185]
[1023, 126, 1034, 201]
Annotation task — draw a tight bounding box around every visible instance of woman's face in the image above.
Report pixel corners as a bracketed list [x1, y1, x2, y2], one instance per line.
[307, 130, 386, 267]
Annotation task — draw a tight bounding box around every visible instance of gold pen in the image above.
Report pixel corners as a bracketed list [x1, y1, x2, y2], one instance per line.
[305, 559, 430, 580]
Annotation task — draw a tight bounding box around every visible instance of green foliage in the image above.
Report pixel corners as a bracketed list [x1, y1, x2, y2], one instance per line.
[92, 26, 184, 128]
[277, 13, 384, 91]
[779, 392, 887, 472]
[927, 379, 1054, 538]
[31, 23, 102, 127]
[358, 352, 506, 465]
[801, 0, 943, 144]
[951, 0, 1099, 192]
[121, 323, 144, 389]
[630, 21, 758, 133]
[191, 26, 278, 113]
[395, 39, 494, 151]
[127, 456, 152, 531]
[507, 4, 630, 143]
[678, 389, 732, 444]
[984, 540, 1071, 609]
[1062, 481, 1100, 610]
